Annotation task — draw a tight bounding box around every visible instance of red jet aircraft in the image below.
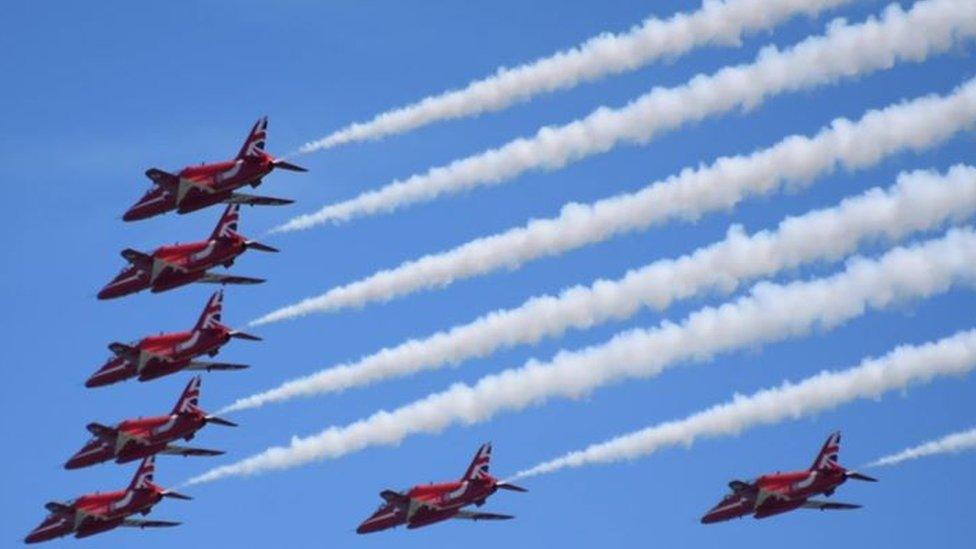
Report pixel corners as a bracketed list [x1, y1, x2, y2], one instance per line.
[98, 203, 277, 299]
[24, 456, 191, 543]
[67, 376, 236, 469]
[357, 443, 527, 533]
[701, 431, 877, 524]
[87, 290, 258, 387]
[123, 117, 306, 221]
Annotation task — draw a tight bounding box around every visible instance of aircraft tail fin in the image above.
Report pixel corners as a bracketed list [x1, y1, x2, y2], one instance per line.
[236, 117, 268, 160]
[210, 204, 240, 240]
[462, 443, 492, 482]
[172, 376, 203, 415]
[128, 456, 156, 491]
[193, 290, 224, 332]
[810, 431, 844, 472]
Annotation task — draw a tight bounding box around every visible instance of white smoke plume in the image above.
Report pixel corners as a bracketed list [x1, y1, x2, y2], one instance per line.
[276, 0, 976, 231]
[512, 330, 976, 479]
[300, 0, 855, 152]
[227, 166, 976, 412]
[254, 79, 976, 324]
[865, 427, 976, 467]
[189, 229, 976, 484]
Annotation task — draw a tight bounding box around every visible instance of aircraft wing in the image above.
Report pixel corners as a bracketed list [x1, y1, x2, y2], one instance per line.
[224, 193, 295, 206]
[122, 519, 181, 529]
[158, 444, 225, 457]
[185, 360, 249, 371]
[801, 500, 862, 511]
[452, 510, 514, 521]
[198, 273, 266, 285]
[85, 422, 119, 441]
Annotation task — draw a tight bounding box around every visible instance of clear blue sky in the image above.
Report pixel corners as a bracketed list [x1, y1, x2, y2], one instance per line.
[2, 1, 973, 547]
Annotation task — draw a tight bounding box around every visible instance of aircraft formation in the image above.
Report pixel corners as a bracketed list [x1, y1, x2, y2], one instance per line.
[24, 119, 305, 543]
[24, 120, 877, 543]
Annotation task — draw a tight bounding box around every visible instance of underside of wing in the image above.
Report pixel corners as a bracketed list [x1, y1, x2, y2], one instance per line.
[186, 360, 249, 371]
[453, 510, 514, 521]
[225, 193, 294, 206]
[198, 273, 266, 285]
[158, 444, 225, 457]
[122, 519, 181, 528]
[802, 500, 862, 511]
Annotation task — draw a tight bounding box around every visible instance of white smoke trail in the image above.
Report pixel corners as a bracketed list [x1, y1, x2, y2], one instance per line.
[226, 166, 976, 412]
[865, 427, 976, 467]
[276, 0, 976, 231]
[189, 230, 976, 484]
[254, 79, 976, 324]
[512, 331, 976, 479]
[300, 0, 855, 152]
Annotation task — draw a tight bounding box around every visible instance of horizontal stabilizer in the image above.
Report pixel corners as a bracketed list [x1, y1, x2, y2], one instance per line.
[186, 360, 250, 371]
[229, 330, 262, 342]
[244, 240, 279, 253]
[846, 471, 878, 482]
[225, 193, 294, 207]
[496, 482, 528, 493]
[272, 159, 308, 172]
[453, 510, 514, 521]
[159, 445, 224, 457]
[198, 273, 266, 285]
[802, 500, 862, 511]
[123, 518, 181, 529]
[205, 415, 238, 427]
[161, 490, 193, 501]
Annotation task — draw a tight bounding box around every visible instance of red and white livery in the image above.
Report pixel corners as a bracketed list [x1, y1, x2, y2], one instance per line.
[66, 376, 236, 469]
[98, 204, 277, 299]
[87, 290, 259, 387]
[123, 117, 306, 221]
[357, 443, 527, 534]
[24, 456, 191, 543]
[701, 431, 878, 524]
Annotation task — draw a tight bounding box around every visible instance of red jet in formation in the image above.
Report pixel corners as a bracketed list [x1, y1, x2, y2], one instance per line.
[701, 432, 878, 523]
[357, 443, 527, 533]
[123, 117, 306, 221]
[98, 204, 277, 299]
[87, 290, 259, 387]
[67, 376, 236, 469]
[25, 456, 191, 543]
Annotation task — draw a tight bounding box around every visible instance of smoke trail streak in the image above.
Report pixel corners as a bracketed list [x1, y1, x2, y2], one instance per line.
[227, 166, 976, 412]
[300, 0, 855, 152]
[512, 331, 976, 479]
[254, 79, 976, 324]
[865, 427, 976, 467]
[188, 230, 976, 484]
[277, 0, 976, 231]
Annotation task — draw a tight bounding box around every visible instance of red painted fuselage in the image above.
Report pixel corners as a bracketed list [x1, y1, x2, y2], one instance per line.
[701, 468, 848, 523]
[124, 157, 275, 221]
[24, 488, 164, 543]
[86, 328, 230, 387]
[358, 479, 501, 533]
[65, 413, 209, 469]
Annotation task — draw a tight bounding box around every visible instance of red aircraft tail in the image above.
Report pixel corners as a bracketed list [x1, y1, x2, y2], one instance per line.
[210, 204, 240, 240]
[810, 431, 844, 472]
[128, 456, 156, 491]
[462, 443, 493, 482]
[172, 376, 203, 415]
[236, 117, 268, 160]
[193, 291, 224, 332]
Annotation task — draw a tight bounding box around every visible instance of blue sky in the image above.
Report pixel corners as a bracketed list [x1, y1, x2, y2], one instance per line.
[1, 1, 974, 547]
